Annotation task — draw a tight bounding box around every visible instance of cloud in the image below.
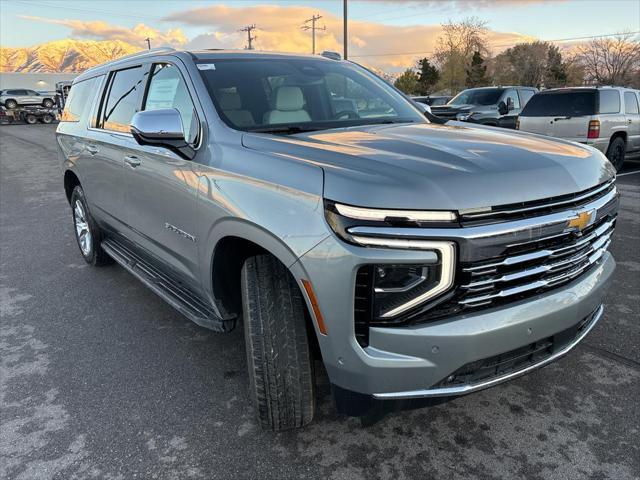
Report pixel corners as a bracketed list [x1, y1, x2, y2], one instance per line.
[19, 16, 187, 48]
[165, 4, 533, 71]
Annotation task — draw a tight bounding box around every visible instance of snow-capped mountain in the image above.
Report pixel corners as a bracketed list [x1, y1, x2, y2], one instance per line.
[1, 39, 142, 73]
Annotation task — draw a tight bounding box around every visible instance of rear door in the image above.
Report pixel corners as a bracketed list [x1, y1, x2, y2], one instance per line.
[123, 61, 203, 289]
[25, 90, 41, 104]
[623, 91, 640, 151]
[518, 90, 597, 140]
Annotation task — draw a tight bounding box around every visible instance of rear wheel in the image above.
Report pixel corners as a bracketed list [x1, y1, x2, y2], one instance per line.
[70, 186, 111, 266]
[24, 114, 37, 124]
[241, 254, 315, 430]
[606, 136, 626, 171]
[42, 99, 54, 108]
[41, 114, 53, 124]
[4, 99, 17, 109]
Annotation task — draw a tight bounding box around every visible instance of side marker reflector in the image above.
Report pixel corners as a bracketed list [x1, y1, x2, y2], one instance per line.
[301, 279, 327, 335]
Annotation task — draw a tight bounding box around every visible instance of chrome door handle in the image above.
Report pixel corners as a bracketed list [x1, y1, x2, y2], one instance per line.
[86, 144, 99, 155]
[124, 155, 141, 168]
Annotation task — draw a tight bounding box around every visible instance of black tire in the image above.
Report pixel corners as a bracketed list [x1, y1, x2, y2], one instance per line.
[42, 99, 54, 108]
[41, 114, 53, 124]
[606, 136, 626, 171]
[70, 186, 111, 266]
[25, 114, 37, 125]
[241, 254, 315, 430]
[4, 99, 17, 109]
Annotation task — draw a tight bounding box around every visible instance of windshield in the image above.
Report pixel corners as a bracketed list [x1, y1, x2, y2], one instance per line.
[197, 58, 425, 132]
[520, 91, 596, 117]
[449, 88, 503, 106]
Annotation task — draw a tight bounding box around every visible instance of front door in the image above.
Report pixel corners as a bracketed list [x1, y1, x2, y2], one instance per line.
[123, 61, 203, 290]
[498, 88, 521, 129]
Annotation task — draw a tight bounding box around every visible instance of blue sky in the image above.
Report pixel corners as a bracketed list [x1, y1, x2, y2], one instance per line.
[1, 0, 638, 71]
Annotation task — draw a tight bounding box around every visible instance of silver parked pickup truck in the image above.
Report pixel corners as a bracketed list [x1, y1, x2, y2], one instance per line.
[57, 48, 618, 430]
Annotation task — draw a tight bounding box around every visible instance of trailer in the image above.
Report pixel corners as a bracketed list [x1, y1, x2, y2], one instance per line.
[0, 105, 58, 125]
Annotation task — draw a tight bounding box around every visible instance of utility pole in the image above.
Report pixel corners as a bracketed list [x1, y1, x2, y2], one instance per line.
[239, 24, 257, 50]
[301, 14, 326, 55]
[145, 37, 151, 50]
[343, 0, 348, 60]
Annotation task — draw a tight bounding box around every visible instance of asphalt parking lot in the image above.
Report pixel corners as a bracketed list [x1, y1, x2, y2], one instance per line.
[1, 124, 639, 480]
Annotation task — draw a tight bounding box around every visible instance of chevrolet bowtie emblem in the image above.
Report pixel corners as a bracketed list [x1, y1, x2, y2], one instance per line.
[567, 209, 596, 232]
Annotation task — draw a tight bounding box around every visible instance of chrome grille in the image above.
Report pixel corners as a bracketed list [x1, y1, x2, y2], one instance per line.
[458, 216, 615, 308]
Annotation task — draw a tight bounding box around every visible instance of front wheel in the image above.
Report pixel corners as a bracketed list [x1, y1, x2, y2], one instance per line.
[70, 186, 111, 266]
[241, 254, 315, 430]
[41, 114, 53, 124]
[606, 136, 625, 171]
[42, 99, 54, 108]
[24, 114, 37, 125]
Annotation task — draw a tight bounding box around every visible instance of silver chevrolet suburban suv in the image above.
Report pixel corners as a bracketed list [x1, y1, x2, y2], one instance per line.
[57, 48, 618, 430]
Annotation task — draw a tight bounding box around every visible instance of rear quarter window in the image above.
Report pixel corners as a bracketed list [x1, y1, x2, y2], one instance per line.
[60, 76, 100, 122]
[520, 91, 596, 117]
[624, 92, 639, 114]
[598, 90, 621, 114]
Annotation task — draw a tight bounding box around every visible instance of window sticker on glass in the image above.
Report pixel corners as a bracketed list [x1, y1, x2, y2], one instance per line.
[146, 78, 180, 110]
[197, 64, 216, 71]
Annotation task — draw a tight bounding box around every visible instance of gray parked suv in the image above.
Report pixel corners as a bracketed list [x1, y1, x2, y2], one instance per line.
[57, 48, 618, 430]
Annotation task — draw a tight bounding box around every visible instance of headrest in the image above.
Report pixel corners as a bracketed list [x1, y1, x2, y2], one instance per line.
[218, 91, 242, 110]
[275, 86, 304, 111]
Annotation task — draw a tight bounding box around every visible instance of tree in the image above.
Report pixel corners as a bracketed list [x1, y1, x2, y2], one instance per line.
[545, 45, 568, 88]
[492, 41, 549, 87]
[416, 58, 440, 95]
[394, 68, 419, 94]
[434, 17, 488, 94]
[577, 32, 640, 85]
[465, 51, 488, 87]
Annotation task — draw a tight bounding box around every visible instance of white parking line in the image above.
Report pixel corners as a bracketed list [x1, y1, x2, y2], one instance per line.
[617, 170, 640, 177]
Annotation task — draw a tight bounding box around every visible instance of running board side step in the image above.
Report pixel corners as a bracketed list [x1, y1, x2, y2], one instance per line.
[101, 238, 235, 332]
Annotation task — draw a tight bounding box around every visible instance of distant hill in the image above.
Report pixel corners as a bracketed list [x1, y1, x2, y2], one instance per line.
[0, 39, 142, 73]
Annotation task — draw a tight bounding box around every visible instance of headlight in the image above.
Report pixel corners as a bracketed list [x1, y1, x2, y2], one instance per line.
[456, 112, 474, 121]
[325, 200, 457, 320]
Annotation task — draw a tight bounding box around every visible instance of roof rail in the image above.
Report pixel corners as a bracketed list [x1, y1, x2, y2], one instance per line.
[78, 47, 177, 78]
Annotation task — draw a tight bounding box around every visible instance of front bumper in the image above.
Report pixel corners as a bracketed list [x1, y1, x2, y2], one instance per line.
[298, 231, 615, 397]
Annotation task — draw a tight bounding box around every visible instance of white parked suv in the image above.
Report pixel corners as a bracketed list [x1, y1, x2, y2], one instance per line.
[517, 86, 640, 170]
[0, 89, 56, 109]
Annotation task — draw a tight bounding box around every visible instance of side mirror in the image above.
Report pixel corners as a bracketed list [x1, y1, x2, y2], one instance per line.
[497, 101, 508, 115]
[413, 101, 432, 115]
[506, 97, 515, 111]
[130, 108, 195, 160]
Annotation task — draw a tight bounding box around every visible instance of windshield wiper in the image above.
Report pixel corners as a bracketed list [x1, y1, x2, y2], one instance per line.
[248, 125, 325, 135]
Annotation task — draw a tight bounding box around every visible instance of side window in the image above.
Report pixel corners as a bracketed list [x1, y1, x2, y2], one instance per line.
[519, 89, 535, 106]
[502, 89, 521, 109]
[598, 90, 621, 114]
[144, 63, 198, 144]
[26, 90, 38, 95]
[100, 66, 144, 133]
[60, 77, 99, 122]
[624, 92, 639, 114]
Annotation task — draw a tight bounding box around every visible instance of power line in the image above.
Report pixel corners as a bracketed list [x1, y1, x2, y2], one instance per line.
[239, 24, 257, 50]
[351, 31, 640, 58]
[301, 14, 326, 55]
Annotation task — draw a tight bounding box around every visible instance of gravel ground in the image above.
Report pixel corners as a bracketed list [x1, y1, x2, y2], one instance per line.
[1, 124, 639, 480]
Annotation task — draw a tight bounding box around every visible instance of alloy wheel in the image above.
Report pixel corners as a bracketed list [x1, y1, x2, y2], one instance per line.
[74, 200, 92, 256]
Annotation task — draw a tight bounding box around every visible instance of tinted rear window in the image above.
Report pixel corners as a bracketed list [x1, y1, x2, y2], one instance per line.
[520, 91, 596, 117]
[598, 90, 620, 114]
[60, 77, 100, 122]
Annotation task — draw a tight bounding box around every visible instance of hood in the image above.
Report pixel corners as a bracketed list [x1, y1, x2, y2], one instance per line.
[241, 122, 615, 211]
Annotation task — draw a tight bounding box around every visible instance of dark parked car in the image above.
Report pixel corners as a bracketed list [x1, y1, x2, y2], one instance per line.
[412, 95, 452, 106]
[431, 86, 537, 129]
